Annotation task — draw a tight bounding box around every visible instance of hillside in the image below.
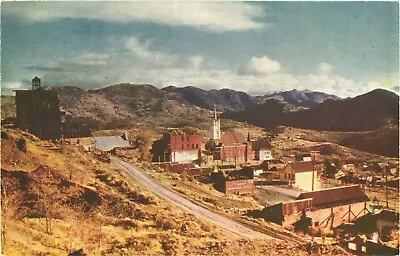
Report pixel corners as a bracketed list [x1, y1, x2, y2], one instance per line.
[226, 89, 399, 132]
[162, 86, 259, 112]
[55, 84, 212, 130]
[284, 89, 399, 131]
[1, 95, 16, 121]
[257, 89, 341, 108]
[1, 128, 327, 255]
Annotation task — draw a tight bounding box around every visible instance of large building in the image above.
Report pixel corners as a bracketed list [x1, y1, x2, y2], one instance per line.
[152, 130, 202, 163]
[214, 131, 252, 163]
[15, 76, 64, 140]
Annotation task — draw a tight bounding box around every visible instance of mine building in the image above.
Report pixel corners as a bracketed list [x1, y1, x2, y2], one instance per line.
[295, 185, 370, 228]
[15, 76, 63, 140]
[152, 129, 202, 163]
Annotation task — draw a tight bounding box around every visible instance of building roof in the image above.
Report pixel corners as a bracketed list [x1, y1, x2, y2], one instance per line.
[252, 138, 272, 151]
[376, 210, 399, 222]
[93, 136, 130, 151]
[291, 161, 314, 173]
[296, 185, 370, 208]
[220, 131, 246, 146]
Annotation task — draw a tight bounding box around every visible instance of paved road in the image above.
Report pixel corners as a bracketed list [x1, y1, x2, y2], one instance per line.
[113, 157, 269, 240]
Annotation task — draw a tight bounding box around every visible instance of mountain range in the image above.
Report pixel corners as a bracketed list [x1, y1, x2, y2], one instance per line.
[224, 88, 398, 132]
[162, 86, 340, 111]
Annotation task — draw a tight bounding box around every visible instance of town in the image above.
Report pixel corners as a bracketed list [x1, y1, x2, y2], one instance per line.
[5, 76, 399, 255]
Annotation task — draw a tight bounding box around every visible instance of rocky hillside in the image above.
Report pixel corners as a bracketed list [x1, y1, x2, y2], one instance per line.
[162, 86, 259, 112]
[257, 89, 341, 108]
[56, 84, 212, 130]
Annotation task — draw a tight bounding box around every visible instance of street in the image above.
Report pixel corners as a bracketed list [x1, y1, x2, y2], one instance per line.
[113, 157, 269, 240]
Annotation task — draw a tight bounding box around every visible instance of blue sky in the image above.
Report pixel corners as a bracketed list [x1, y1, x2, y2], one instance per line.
[1, 1, 398, 96]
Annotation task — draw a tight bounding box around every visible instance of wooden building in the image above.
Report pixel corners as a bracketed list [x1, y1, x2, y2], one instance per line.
[282, 161, 319, 192]
[15, 76, 63, 140]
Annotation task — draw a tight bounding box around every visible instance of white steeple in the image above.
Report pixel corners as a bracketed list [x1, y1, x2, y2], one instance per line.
[210, 106, 221, 140]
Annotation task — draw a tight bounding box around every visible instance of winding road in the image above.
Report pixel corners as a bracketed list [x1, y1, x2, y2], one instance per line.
[112, 157, 269, 239]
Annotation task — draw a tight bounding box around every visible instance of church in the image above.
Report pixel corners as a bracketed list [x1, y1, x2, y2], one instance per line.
[207, 109, 253, 164]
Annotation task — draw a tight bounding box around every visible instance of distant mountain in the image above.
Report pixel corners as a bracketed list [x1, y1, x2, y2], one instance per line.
[225, 89, 399, 132]
[284, 89, 399, 131]
[162, 86, 259, 112]
[55, 84, 212, 130]
[256, 89, 341, 108]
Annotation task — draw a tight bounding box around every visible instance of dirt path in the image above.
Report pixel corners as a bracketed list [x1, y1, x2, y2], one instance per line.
[112, 157, 269, 240]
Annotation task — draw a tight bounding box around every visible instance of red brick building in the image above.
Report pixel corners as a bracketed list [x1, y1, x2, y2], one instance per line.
[214, 131, 252, 163]
[152, 130, 202, 163]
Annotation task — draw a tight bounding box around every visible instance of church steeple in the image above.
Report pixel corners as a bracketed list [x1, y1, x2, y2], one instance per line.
[210, 105, 220, 140]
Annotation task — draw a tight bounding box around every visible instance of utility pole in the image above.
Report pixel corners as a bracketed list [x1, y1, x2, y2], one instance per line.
[385, 164, 389, 208]
[312, 155, 315, 192]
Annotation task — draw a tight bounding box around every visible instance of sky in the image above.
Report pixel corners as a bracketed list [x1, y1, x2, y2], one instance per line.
[1, 1, 399, 97]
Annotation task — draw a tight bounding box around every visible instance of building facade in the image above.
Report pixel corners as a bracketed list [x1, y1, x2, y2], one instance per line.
[282, 161, 320, 192]
[152, 130, 202, 163]
[253, 138, 273, 161]
[214, 131, 252, 163]
[15, 76, 63, 140]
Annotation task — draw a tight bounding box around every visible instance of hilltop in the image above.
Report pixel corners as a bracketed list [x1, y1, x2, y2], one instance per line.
[257, 89, 341, 109]
[162, 86, 259, 111]
[55, 84, 212, 130]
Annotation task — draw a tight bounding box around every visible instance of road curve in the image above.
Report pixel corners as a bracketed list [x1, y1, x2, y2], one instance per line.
[112, 157, 269, 240]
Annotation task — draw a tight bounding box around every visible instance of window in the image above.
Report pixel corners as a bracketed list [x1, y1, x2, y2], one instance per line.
[181, 145, 184, 149]
[187, 137, 190, 141]
[191, 144, 194, 149]
[196, 144, 198, 149]
[181, 136, 184, 141]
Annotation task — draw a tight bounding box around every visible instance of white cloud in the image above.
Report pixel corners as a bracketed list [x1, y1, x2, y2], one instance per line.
[124, 37, 178, 66]
[75, 53, 109, 66]
[4, 2, 267, 32]
[23, 38, 385, 98]
[188, 55, 204, 70]
[239, 56, 281, 76]
[2, 81, 23, 89]
[318, 62, 333, 74]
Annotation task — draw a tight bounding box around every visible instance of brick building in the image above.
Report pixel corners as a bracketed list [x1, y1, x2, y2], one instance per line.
[213, 131, 252, 164]
[152, 130, 201, 163]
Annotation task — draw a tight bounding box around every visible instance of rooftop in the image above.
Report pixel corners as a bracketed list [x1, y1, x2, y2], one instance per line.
[93, 136, 130, 151]
[220, 131, 246, 146]
[252, 138, 272, 150]
[296, 185, 370, 208]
